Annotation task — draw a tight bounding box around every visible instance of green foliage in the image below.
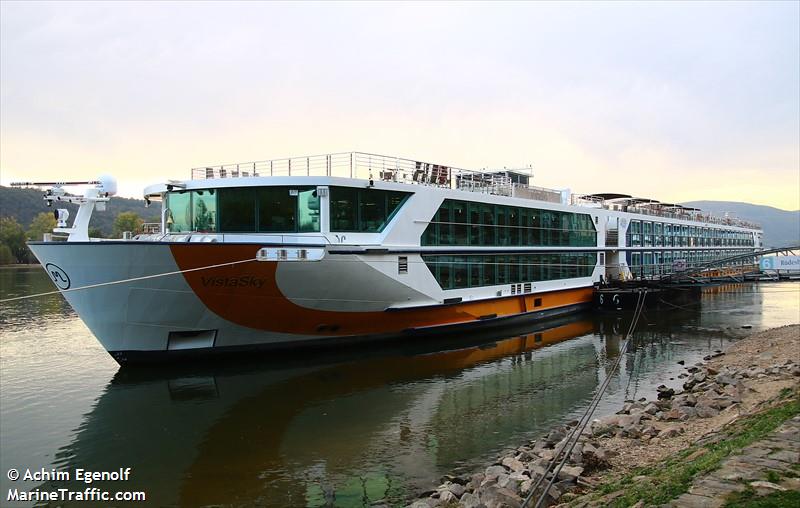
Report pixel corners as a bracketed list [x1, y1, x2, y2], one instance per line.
[0, 185, 157, 237]
[0, 216, 29, 263]
[724, 487, 800, 507]
[87, 227, 104, 238]
[764, 470, 781, 483]
[584, 395, 800, 507]
[112, 211, 144, 237]
[0, 243, 15, 264]
[27, 212, 56, 241]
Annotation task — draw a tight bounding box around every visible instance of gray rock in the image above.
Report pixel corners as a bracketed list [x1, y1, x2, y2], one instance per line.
[716, 373, 739, 386]
[643, 402, 659, 415]
[441, 474, 469, 486]
[408, 501, 433, 508]
[663, 406, 696, 421]
[501, 456, 525, 473]
[485, 465, 507, 477]
[438, 490, 457, 504]
[642, 424, 660, 438]
[448, 483, 465, 498]
[660, 428, 681, 438]
[478, 486, 523, 508]
[468, 473, 485, 491]
[531, 440, 550, 454]
[557, 465, 584, 481]
[657, 385, 676, 400]
[545, 428, 566, 445]
[459, 492, 484, 508]
[749, 480, 787, 492]
[695, 405, 720, 418]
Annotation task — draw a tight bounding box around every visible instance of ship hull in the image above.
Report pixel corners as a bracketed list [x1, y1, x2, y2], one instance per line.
[28, 242, 594, 365]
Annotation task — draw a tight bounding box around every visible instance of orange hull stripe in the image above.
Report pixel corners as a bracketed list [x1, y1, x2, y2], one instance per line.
[170, 244, 593, 336]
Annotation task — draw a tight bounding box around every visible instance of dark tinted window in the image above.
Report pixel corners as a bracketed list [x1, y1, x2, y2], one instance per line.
[330, 187, 410, 232]
[219, 187, 256, 232]
[258, 187, 297, 232]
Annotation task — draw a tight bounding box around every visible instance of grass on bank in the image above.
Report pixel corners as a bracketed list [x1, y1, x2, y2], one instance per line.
[723, 487, 800, 507]
[573, 390, 799, 508]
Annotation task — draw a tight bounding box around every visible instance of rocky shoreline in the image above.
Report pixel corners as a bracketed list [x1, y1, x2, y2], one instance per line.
[405, 324, 800, 508]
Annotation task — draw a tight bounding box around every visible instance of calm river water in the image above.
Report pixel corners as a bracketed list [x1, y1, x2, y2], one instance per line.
[1, 267, 798, 507]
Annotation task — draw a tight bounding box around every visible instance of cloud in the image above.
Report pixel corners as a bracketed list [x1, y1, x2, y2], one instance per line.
[1, 1, 798, 210]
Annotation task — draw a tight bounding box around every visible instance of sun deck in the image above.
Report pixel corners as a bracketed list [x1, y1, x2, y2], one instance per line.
[571, 193, 760, 230]
[191, 151, 564, 204]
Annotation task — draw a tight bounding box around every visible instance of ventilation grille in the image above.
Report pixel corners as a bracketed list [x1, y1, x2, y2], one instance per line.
[398, 256, 408, 274]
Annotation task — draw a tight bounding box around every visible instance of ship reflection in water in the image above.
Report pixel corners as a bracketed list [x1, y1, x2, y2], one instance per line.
[38, 317, 599, 507]
[5, 268, 796, 507]
[37, 312, 728, 508]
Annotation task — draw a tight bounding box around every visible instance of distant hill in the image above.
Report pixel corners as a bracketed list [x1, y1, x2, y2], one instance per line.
[682, 200, 800, 248]
[2, 186, 797, 248]
[0, 186, 158, 236]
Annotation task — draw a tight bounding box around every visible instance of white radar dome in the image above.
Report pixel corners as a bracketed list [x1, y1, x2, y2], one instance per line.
[97, 174, 118, 196]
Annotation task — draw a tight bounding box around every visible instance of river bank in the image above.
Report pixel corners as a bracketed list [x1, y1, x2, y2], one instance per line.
[406, 324, 800, 508]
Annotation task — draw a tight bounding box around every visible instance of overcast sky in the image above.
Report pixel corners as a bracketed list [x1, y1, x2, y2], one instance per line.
[1, 1, 798, 209]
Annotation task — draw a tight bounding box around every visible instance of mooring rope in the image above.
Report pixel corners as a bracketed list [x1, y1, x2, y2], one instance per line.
[0, 258, 258, 303]
[522, 289, 648, 508]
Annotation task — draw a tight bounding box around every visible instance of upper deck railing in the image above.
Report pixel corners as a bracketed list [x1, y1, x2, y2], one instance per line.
[190, 151, 563, 203]
[571, 194, 761, 230]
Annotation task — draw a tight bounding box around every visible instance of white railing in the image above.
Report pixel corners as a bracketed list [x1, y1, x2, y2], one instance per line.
[571, 195, 760, 230]
[190, 151, 562, 203]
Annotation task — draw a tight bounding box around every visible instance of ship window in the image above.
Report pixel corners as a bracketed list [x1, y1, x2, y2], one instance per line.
[258, 187, 297, 232]
[359, 189, 386, 231]
[297, 188, 320, 232]
[420, 199, 596, 247]
[330, 187, 358, 231]
[422, 252, 596, 290]
[192, 190, 217, 233]
[166, 191, 192, 233]
[219, 187, 256, 232]
[330, 187, 410, 232]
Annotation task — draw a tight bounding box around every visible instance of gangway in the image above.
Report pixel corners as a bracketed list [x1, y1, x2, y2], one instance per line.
[658, 246, 800, 283]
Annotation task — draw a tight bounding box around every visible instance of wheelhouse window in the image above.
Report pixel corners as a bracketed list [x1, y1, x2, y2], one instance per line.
[167, 185, 320, 234]
[218, 187, 256, 232]
[258, 187, 297, 232]
[166, 191, 191, 233]
[192, 190, 217, 233]
[330, 187, 410, 232]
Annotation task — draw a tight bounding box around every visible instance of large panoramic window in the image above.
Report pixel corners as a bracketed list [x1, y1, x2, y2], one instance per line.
[330, 187, 410, 232]
[421, 200, 596, 247]
[423, 252, 596, 290]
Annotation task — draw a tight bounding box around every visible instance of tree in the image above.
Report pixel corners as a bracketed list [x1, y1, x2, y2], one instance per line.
[112, 212, 144, 238]
[0, 217, 28, 263]
[27, 212, 56, 242]
[0, 244, 14, 265]
[88, 227, 104, 238]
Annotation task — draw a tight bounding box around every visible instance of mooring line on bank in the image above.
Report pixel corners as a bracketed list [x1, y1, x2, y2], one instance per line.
[522, 289, 648, 508]
[0, 258, 259, 303]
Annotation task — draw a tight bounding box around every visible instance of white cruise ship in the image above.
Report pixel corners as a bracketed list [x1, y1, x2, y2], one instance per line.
[22, 152, 761, 364]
